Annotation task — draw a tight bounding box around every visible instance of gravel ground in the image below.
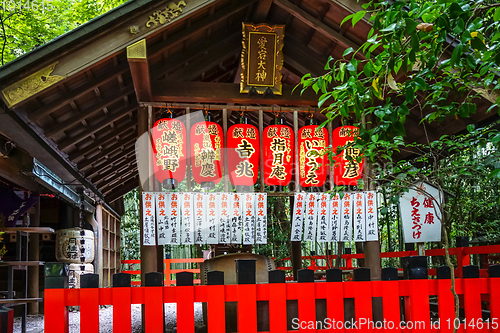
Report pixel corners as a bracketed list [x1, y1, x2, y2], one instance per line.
[13, 303, 204, 333]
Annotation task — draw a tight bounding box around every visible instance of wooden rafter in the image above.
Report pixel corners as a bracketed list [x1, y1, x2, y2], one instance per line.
[252, 0, 273, 22]
[77, 137, 136, 170]
[105, 175, 139, 203]
[85, 149, 137, 178]
[128, 39, 153, 103]
[94, 162, 137, 186]
[283, 37, 327, 76]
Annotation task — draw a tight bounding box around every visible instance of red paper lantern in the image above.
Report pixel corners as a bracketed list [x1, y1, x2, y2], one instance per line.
[332, 125, 364, 186]
[263, 124, 294, 186]
[152, 118, 186, 183]
[298, 125, 329, 187]
[190, 121, 224, 184]
[227, 124, 260, 186]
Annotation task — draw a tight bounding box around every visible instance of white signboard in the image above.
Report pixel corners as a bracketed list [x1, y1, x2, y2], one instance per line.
[353, 192, 366, 242]
[255, 193, 267, 244]
[365, 191, 379, 241]
[340, 192, 353, 242]
[242, 193, 256, 245]
[169, 193, 181, 245]
[206, 193, 219, 244]
[218, 193, 231, 244]
[142, 192, 156, 246]
[401, 183, 442, 243]
[291, 193, 305, 241]
[303, 193, 318, 242]
[230, 193, 242, 244]
[156, 193, 170, 245]
[328, 193, 341, 242]
[181, 193, 195, 244]
[317, 193, 329, 242]
[194, 193, 207, 244]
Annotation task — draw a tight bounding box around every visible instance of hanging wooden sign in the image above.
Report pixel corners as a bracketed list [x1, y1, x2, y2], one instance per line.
[263, 125, 294, 186]
[242, 193, 256, 245]
[353, 192, 366, 242]
[255, 193, 268, 244]
[365, 191, 379, 241]
[169, 193, 181, 245]
[206, 193, 219, 244]
[227, 124, 260, 186]
[240, 23, 284, 95]
[317, 193, 330, 242]
[332, 126, 364, 186]
[152, 118, 186, 184]
[217, 193, 231, 244]
[401, 183, 442, 243]
[303, 193, 318, 242]
[194, 193, 207, 244]
[191, 121, 224, 184]
[329, 193, 341, 242]
[142, 192, 156, 246]
[298, 125, 329, 188]
[181, 193, 195, 244]
[340, 192, 353, 242]
[156, 193, 170, 245]
[291, 193, 305, 241]
[230, 193, 242, 244]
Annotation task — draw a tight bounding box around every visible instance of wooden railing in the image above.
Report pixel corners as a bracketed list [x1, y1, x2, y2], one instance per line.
[121, 258, 204, 285]
[44, 265, 500, 332]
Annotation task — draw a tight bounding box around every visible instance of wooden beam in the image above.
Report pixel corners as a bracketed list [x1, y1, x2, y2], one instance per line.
[127, 39, 152, 102]
[152, 82, 320, 106]
[100, 167, 138, 192]
[96, 164, 138, 187]
[148, 0, 257, 60]
[105, 175, 139, 203]
[252, 0, 273, 22]
[85, 149, 137, 178]
[91, 155, 136, 183]
[68, 122, 137, 161]
[27, 63, 129, 122]
[283, 37, 327, 76]
[77, 138, 136, 170]
[57, 105, 137, 151]
[45, 85, 134, 138]
[273, 0, 362, 54]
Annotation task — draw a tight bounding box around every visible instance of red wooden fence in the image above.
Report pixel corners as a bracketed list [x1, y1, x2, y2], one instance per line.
[121, 258, 204, 285]
[45, 269, 500, 332]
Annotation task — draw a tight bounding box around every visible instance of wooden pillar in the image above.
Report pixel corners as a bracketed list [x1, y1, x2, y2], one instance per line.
[28, 198, 40, 314]
[291, 110, 302, 280]
[223, 108, 229, 193]
[95, 204, 104, 287]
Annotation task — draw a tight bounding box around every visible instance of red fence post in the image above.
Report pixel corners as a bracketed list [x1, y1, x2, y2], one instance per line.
[297, 269, 316, 332]
[268, 270, 287, 333]
[112, 273, 132, 333]
[80, 274, 100, 333]
[436, 266, 455, 333]
[462, 266, 483, 333]
[326, 269, 344, 332]
[381, 268, 401, 333]
[488, 266, 500, 333]
[407, 279, 431, 332]
[144, 272, 164, 333]
[353, 268, 373, 333]
[206, 271, 225, 333]
[44, 288, 68, 333]
[177, 272, 195, 333]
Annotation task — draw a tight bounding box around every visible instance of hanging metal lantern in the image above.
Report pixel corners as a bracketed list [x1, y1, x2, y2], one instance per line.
[227, 123, 260, 186]
[332, 125, 363, 186]
[152, 117, 186, 185]
[263, 124, 294, 186]
[190, 121, 224, 185]
[298, 125, 329, 188]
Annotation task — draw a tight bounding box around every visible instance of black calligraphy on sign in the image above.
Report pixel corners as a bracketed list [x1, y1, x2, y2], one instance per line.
[291, 193, 305, 241]
[182, 193, 194, 244]
[142, 192, 156, 246]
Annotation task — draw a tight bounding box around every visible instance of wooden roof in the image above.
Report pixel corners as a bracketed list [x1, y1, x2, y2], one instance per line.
[0, 0, 496, 203]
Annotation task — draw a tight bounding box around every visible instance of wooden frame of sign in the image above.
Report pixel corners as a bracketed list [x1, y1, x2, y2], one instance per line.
[240, 22, 285, 95]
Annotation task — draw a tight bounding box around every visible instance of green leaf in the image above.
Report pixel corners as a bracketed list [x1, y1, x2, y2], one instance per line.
[380, 23, 398, 32]
[449, 3, 464, 18]
[494, 8, 500, 21]
[318, 93, 331, 108]
[405, 18, 418, 34]
[467, 124, 475, 132]
[340, 13, 355, 27]
[343, 47, 354, 57]
[352, 11, 367, 27]
[450, 43, 463, 66]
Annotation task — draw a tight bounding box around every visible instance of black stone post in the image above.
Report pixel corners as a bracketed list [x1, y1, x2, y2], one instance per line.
[436, 266, 451, 280]
[403, 256, 428, 280]
[297, 269, 314, 282]
[176, 272, 194, 287]
[381, 267, 398, 281]
[235, 259, 256, 284]
[462, 265, 479, 279]
[488, 264, 500, 277]
[207, 271, 224, 285]
[353, 268, 371, 281]
[268, 270, 285, 283]
[80, 274, 99, 288]
[113, 272, 131, 287]
[326, 268, 343, 282]
[145, 272, 164, 287]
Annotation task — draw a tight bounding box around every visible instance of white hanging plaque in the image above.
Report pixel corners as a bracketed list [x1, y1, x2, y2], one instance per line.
[218, 193, 231, 244]
[142, 192, 156, 246]
[328, 193, 341, 242]
[317, 193, 330, 242]
[206, 193, 219, 244]
[365, 191, 379, 241]
[156, 193, 170, 245]
[303, 192, 318, 242]
[181, 192, 195, 245]
[169, 193, 181, 245]
[242, 193, 255, 245]
[230, 193, 242, 244]
[291, 193, 305, 242]
[194, 193, 207, 244]
[340, 192, 353, 242]
[353, 192, 366, 242]
[255, 193, 267, 244]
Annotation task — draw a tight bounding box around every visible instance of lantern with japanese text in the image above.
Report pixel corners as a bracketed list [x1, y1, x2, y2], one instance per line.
[152, 118, 186, 186]
[298, 125, 329, 187]
[191, 121, 224, 185]
[332, 126, 364, 186]
[263, 124, 294, 186]
[227, 124, 260, 186]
